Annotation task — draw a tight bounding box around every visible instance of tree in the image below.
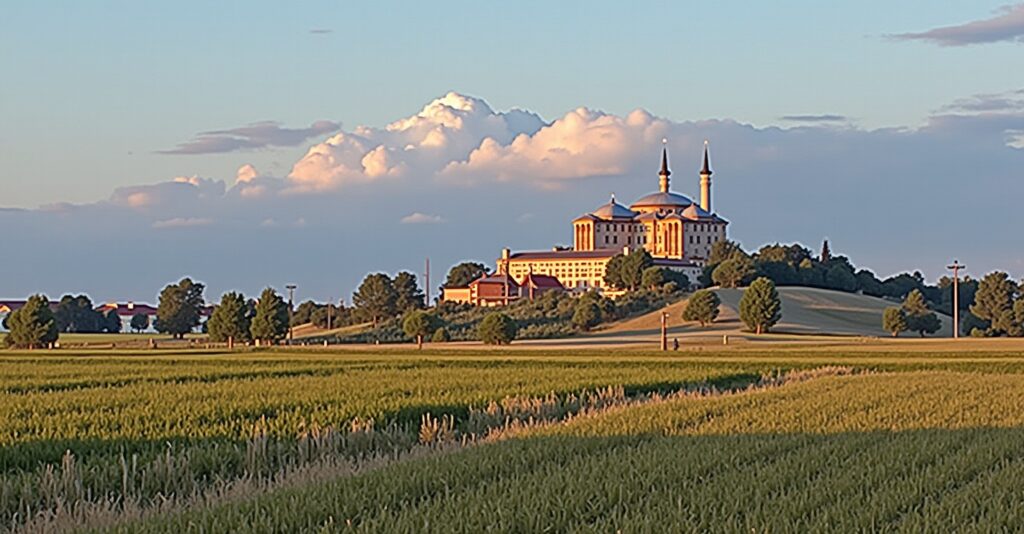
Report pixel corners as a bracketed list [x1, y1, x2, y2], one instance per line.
[682, 290, 720, 327]
[393, 271, 426, 313]
[249, 288, 289, 345]
[352, 273, 397, 327]
[4, 295, 58, 349]
[901, 289, 941, 337]
[825, 264, 858, 292]
[54, 295, 105, 333]
[961, 312, 989, 338]
[291, 300, 321, 326]
[709, 240, 747, 265]
[739, 277, 782, 335]
[130, 313, 150, 333]
[883, 307, 908, 337]
[604, 250, 653, 291]
[641, 267, 666, 290]
[969, 272, 1017, 336]
[154, 278, 205, 339]
[431, 327, 451, 343]
[444, 262, 489, 288]
[712, 257, 756, 289]
[478, 312, 517, 345]
[820, 239, 831, 264]
[103, 310, 122, 333]
[207, 292, 251, 346]
[572, 300, 602, 332]
[402, 310, 438, 349]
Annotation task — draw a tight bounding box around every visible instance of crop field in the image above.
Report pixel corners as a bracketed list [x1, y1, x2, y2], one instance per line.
[1, 343, 1024, 532]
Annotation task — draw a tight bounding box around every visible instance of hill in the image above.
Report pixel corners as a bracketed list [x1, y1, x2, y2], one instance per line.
[592, 286, 953, 341]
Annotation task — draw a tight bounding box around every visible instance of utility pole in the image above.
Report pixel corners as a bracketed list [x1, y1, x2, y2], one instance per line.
[326, 297, 333, 331]
[946, 260, 965, 339]
[425, 257, 431, 308]
[660, 311, 668, 351]
[285, 284, 296, 345]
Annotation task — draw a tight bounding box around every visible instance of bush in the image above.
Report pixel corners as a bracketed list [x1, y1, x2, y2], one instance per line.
[478, 313, 518, 345]
[572, 301, 602, 332]
[431, 327, 451, 343]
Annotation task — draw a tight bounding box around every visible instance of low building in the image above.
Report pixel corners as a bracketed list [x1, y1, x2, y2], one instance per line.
[96, 301, 160, 331]
[468, 274, 520, 307]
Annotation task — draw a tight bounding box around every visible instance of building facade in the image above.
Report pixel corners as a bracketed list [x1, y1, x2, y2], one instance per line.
[499, 143, 729, 292]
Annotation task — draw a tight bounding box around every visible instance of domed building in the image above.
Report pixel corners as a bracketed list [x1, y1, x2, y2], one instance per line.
[444, 143, 731, 304]
[572, 143, 727, 262]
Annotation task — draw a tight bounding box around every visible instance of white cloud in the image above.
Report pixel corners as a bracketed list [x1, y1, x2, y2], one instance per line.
[400, 212, 445, 224]
[286, 92, 545, 191]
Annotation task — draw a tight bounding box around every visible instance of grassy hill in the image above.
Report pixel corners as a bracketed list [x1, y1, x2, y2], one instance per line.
[597, 286, 953, 340]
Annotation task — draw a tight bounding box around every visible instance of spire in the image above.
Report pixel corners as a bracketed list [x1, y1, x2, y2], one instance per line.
[700, 140, 712, 176]
[658, 139, 671, 193]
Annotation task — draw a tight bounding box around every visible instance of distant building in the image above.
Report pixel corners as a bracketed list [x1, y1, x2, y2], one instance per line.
[96, 301, 160, 331]
[499, 143, 727, 292]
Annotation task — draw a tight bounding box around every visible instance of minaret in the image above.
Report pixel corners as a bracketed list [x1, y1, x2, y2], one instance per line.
[658, 139, 671, 193]
[700, 140, 713, 213]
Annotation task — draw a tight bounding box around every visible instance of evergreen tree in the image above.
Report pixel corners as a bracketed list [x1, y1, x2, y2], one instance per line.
[393, 271, 426, 313]
[739, 277, 782, 334]
[820, 239, 831, 264]
[709, 240, 747, 265]
[353, 273, 397, 327]
[682, 290, 720, 327]
[129, 313, 150, 333]
[4, 295, 58, 349]
[249, 288, 289, 345]
[291, 300, 321, 326]
[208, 292, 251, 346]
[882, 307, 908, 337]
[969, 272, 1017, 336]
[603, 250, 653, 291]
[402, 310, 438, 349]
[960, 312, 989, 337]
[154, 278, 205, 339]
[478, 312, 518, 345]
[444, 262, 489, 288]
[712, 257, 756, 288]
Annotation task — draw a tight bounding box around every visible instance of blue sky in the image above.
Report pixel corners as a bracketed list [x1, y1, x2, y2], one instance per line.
[1, 1, 1022, 302]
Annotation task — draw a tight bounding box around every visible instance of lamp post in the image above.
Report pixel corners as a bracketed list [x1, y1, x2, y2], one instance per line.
[285, 284, 296, 345]
[946, 261, 965, 339]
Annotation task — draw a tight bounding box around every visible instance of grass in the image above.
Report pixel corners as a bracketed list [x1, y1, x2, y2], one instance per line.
[124, 370, 1024, 533]
[2, 343, 1024, 531]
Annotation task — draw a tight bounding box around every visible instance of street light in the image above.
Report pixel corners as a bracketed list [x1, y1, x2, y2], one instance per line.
[946, 261, 965, 339]
[285, 284, 297, 345]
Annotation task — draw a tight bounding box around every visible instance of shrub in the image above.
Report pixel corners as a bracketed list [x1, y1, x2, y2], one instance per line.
[478, 313, 518, 345]
[682, 290, 720, 327]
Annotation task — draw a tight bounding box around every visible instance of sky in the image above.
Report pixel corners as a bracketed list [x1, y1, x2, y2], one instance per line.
[1, 1, 1023, 303]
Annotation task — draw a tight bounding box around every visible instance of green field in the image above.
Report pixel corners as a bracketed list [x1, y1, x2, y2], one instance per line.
[2, 343, 1024, 532]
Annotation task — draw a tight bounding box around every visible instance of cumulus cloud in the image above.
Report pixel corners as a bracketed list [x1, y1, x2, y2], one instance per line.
[160, 120, 340, 155]
[152, 217, 213, 229]
[3, 90, 1024, 301]
[892, 4, 1024, 46]
[286, 92, 544, 190]
[400, 212, 444, 224]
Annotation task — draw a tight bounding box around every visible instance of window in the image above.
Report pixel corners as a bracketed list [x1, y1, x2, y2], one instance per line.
[613, 236, 618, 244]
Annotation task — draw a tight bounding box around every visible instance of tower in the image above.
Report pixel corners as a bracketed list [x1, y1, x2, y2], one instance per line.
[700, 140, 712, 213]
[658, 141, 671, 193]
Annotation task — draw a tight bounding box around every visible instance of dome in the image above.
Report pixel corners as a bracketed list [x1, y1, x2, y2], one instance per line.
[682, 203, 711, 219]
[630, 191, 694, 209]
[591, 195, 636, 219]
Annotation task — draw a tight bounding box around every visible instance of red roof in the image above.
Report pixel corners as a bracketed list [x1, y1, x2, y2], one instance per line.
[470, 273, 520, 289]
[96, 302, 160, 316]
[520, 273, 564, 290]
